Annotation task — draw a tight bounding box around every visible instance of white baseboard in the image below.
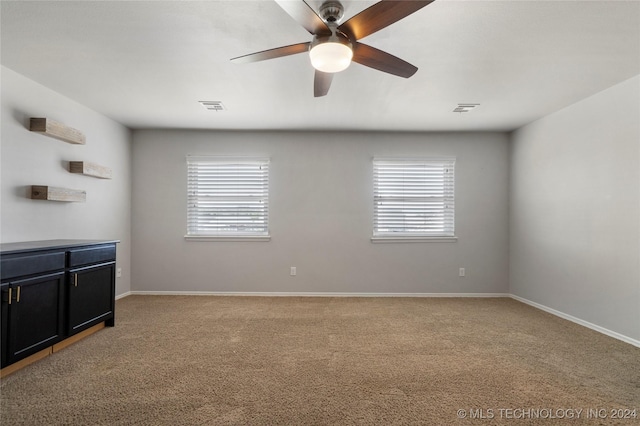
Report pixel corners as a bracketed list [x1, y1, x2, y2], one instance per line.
[115, 291, 132, 300]
[510, 294, 640, 348]
[129, 291, 510, 298]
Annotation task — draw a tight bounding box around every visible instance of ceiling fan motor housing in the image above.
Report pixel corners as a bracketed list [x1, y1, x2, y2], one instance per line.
[310, 30, 352, 51]
[312, 1, 352, 53]
[319, 1, 345, 23]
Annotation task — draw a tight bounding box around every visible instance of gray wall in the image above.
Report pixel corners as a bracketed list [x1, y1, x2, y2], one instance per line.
[132, 130, 509, 294]
[1, 66, 133, 296]
[510, 75, 640, 341]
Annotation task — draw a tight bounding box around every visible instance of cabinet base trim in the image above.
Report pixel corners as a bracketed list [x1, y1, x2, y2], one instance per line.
[1, 347, 52, 378]
[1, 322, 106, 377]
[53, 322, 105, 353]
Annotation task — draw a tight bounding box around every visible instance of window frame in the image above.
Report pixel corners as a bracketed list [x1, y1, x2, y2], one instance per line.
[371, 157, 457, 243]
[185, 156, 270, 242]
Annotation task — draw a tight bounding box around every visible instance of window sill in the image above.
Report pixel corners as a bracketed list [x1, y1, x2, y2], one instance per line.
[184, 235, 271, 242]
[371, 236, 458, 243]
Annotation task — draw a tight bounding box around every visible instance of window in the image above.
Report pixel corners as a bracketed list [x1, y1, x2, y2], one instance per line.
[186, 157, 269, 240]
[373, 158, 455, 241]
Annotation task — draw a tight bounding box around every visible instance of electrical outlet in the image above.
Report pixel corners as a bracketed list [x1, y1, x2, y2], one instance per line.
[116, 268, 122, 278]
[290, 267, 297, 276]
[459, 268, 465, 277]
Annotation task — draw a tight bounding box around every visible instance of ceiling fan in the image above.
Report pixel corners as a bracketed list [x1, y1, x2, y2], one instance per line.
[231, 0, 435, 97]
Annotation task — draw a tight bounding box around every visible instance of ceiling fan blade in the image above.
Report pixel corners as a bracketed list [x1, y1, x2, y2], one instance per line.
[352, 43, 418, 78]
[314, 70, 333, 97]
[231, 42, 311, 64]
[339, 0, 434, 40]
[274, 0, 330, 35]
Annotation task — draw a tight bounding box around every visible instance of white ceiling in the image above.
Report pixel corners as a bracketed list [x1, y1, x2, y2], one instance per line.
[1, 0, 639, 132]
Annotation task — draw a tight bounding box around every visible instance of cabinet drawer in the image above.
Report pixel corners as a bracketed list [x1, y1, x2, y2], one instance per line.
[1, 251, 66, 280]
[68, 245, 116, 267]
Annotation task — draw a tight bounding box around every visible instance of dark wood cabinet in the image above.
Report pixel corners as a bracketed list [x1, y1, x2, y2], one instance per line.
[1, 240, 118, 370]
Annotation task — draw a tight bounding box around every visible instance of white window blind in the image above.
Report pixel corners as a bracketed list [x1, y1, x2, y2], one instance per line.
[187, 157, 269, 237]
[373, 158, 455, 237]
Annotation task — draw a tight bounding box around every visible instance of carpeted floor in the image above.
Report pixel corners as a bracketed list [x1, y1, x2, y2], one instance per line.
[1, 296, 639, 425]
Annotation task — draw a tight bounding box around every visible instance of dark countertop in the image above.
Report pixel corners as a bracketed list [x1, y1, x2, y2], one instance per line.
[1, 239, 119, 255]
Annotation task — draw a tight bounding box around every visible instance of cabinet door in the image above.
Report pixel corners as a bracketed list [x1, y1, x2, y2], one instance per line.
[1, 283, 9, 368]
[7, 272, 65, 364]
[68, 262, 115, 335]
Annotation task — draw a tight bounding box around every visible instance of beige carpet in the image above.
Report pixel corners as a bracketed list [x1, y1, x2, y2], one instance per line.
[1, 296, 639, 425]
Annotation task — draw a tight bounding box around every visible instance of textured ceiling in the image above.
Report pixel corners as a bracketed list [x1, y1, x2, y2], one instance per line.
[1, 0, 639, 132]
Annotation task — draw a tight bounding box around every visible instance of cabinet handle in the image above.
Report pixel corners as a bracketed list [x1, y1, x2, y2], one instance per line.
[74, 273, 78, 287]
[8, 287, 11, 305]
[16, 286, 20, 303]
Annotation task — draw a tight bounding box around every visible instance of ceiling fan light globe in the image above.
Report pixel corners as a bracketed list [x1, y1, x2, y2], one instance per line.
[309, 42, 353, 73]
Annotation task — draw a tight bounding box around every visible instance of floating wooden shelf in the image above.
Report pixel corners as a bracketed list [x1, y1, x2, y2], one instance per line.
[30, 186, 86, 202]
[69, 161, 112, 179]
[30, 118, 86, 145]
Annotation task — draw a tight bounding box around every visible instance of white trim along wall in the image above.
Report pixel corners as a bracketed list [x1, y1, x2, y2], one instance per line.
[510, 75, 640, 345]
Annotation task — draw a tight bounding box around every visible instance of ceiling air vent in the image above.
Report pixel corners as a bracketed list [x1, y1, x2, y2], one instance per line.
[453, 103, 480, 113]
[199, 101, 226, 112]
